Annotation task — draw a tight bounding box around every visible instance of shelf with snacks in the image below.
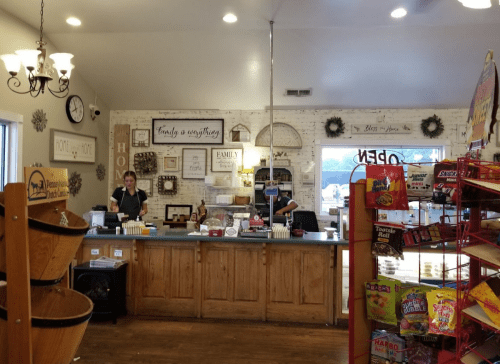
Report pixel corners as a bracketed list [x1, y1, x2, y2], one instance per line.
[348, 161, 479, 364]
[455, 158, 500, 364]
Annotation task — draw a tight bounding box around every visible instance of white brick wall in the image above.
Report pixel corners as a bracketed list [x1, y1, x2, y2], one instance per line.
[109, 108, 499, 222]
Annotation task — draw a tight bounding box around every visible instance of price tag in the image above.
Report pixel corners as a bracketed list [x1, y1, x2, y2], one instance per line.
[114, 250, 123, 258]
[91, 249, 100, 255]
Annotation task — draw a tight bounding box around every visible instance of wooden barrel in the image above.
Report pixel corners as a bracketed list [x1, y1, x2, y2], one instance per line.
[0, 193, 89, 283]
[0, 285, 93, 363]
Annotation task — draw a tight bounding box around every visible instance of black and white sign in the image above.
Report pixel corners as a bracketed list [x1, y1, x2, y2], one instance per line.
[211, 148, 243, 172]
[152, 119, 224, 145]
[182, 149, 207, 179]
[351, 124, 412, 134]
[50, 129, 96, 163]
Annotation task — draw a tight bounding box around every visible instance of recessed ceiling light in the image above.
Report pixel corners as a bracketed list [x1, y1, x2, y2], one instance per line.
[391, 8, 407, 18]
[223, 13, 237, 23]
[458, 0, 491, 9]
[66, 17, 81, 26]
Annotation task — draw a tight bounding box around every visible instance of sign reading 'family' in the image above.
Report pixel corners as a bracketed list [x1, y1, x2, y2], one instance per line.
[152, 119, 224, 145]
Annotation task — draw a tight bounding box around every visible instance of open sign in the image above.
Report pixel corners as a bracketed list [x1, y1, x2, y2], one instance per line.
[357, 149, 404, 165]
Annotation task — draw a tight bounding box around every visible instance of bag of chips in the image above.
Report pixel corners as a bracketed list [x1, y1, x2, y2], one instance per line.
[366, 278, 402, 326]
[400, 286, 432, 336]
[426, 288, 459, 337]
[407, 165, 434, 197]
[366, 165, 409, 210]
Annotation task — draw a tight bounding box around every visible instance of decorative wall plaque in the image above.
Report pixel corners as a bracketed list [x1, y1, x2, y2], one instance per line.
[114, 125, 130, 188]
[255, 123, 302, 148]
[152, 119, 224, 145]
[157, 175, 177, 195]
[134, 152, 158, 175]
[211, 148, 243, 172]
[351, 123, 412, 134]
[132, 129, 150, 147]
[182, 149, 207, 179]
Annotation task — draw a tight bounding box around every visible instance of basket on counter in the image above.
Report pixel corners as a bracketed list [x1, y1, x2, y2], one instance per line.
[0, 192, 89, 283]
[0, 285, 93, 364]
[234, 196, 251, 205]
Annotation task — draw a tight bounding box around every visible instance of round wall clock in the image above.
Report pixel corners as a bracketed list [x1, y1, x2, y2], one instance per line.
[66, 95, 84, 123]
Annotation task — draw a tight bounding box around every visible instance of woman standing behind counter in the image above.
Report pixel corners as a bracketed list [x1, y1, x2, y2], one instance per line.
[110, 171, 148, 221]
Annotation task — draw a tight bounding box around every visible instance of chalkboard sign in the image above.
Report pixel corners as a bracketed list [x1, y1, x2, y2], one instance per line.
[182, 149, 207, 179]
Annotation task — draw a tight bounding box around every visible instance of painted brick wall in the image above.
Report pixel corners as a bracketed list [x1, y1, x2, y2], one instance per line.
[109, 108, 498, 223]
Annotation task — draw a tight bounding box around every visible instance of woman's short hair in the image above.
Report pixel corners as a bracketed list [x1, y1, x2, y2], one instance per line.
[123, 171, 137, 181]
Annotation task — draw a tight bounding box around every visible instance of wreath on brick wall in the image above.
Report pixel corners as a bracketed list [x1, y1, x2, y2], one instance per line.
[325, 117, 345, 138]
[421, 114, 444, 139]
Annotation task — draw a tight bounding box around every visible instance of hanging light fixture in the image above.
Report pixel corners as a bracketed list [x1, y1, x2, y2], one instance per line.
[1, 0, 74, 98]
[458, 0, 492, 9]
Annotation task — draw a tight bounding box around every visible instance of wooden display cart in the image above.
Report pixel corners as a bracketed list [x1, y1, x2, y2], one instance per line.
[2, 168, 91, 364]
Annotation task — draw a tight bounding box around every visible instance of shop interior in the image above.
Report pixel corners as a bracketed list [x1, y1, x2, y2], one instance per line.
[1, 1, 500, 363]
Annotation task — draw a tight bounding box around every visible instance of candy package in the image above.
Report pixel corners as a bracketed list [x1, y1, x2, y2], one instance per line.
[406, 165, 434, 197]
[426, 288, 459, 337]
[372, 223, 404, 258]
[432, 162, 458, 204]
[366, 165, 409, 210]
[371, 330, 407, 364]
[400, 286, 432, 336]
[366, 278, 402, 326]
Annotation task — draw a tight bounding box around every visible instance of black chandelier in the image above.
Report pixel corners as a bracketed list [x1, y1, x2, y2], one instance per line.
[1, 0, 74, 98]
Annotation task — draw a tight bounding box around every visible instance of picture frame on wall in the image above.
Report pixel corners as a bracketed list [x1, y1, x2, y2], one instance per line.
[182, 148, 207, 179]
[132, 129, 150, 147]
[211, 148, 243, 172]
[163, 156, 178, 172]
[152, 119, 224, 145]
[49, 129, 96, 164]
[136, 178, 153, 197]
[165, 204, 193, 221]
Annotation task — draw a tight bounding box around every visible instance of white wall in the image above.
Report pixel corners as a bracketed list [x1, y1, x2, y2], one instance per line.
[0, 9, 110, 215]
[109, 108, 499, 222]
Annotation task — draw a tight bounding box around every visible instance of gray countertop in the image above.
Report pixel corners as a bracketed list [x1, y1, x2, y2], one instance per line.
[84, 230, 348, 246]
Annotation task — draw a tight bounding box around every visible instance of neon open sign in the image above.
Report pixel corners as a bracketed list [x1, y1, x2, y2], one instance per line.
[357, 149, 404, 165]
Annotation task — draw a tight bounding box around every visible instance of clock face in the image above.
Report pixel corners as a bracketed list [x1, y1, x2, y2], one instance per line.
[66, 95, 84, 123]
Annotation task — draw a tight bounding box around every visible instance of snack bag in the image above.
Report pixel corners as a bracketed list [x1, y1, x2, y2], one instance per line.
[426, 288, 459, 336]
[372, 223, 404, 258]
[366, 165, 409, 210]
[400, 286, 432, 336]
[366, 278, 402, 326]
[371, 330, 407, 364]
[432, 161, 458, 204]
[407, 165, 434, 197]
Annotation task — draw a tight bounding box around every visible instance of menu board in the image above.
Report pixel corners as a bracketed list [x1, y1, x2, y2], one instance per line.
[466, 50, 499, 150]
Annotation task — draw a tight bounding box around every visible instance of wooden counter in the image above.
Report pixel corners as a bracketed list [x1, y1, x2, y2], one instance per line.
[76, 232, 347, 324]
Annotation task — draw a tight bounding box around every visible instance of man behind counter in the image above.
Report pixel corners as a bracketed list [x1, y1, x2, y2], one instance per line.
[110, 171, 148, 221]
[262, 187, 298, 216]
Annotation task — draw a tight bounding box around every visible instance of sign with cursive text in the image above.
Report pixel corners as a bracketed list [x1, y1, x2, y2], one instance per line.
[50, 129, 96, 164]
[351, 123, 412, 134]
[211, 148, 243, 172]
[152, 119, 224, 145]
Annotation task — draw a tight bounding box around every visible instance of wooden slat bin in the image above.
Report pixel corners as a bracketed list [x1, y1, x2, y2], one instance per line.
[0, 193, 89, 281]
[0, 285, 93, 364]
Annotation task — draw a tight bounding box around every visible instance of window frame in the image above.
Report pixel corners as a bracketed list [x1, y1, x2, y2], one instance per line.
[315, 138, 450, 217]
[0, 111, 23, 190]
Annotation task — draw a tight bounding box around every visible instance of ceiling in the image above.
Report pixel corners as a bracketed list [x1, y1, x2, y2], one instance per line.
[2, 0, 500, 111]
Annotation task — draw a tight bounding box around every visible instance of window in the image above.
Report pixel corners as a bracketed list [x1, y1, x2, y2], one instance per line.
[0, 111, 23, 191]
[318, 143, 446, 214]
[0, 123, 7, 191]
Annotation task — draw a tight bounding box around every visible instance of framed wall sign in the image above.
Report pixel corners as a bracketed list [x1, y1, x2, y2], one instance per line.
[211, 148, 243, 172]
[50, 129, 96, 164]
[132, 129, 150, 147]
[152, 119, 224, 145]
[136, 178, 153, 197]
[163, 156, 178, 172]
[182, 149, 207, 179]
[165, 204, 193, 221]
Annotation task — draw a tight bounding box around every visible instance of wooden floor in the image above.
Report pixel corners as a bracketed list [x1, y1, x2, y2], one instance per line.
[74, 316, 349, 364]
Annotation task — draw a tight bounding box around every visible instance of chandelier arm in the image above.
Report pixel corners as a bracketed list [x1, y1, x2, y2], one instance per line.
[46, 81, 70, 98]
[6, 77, 34, 95]
[30, 87, 43, 98]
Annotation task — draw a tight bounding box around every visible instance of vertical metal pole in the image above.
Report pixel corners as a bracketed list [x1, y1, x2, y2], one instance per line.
[269, 21, 274, 228]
